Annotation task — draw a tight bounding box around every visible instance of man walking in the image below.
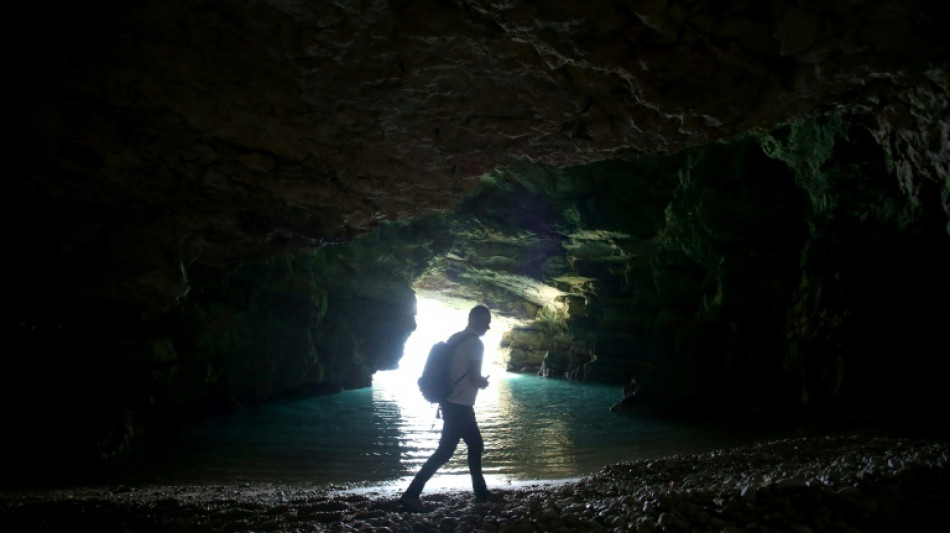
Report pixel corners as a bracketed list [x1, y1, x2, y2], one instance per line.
[399, 305, 493, 512]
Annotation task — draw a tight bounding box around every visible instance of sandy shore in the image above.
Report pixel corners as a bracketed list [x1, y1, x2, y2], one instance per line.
[2, 435, 947, 532]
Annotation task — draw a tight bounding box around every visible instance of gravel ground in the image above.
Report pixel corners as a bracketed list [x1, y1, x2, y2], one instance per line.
[1, 435, 947, 532]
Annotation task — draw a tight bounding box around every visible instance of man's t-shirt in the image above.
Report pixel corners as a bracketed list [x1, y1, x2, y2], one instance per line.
[445, 328, 484, 407]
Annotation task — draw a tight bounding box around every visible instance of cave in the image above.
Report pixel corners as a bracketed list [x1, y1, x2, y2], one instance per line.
[4, 0, 949, 530]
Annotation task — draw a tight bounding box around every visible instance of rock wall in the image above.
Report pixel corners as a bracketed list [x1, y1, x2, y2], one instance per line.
[417, 116, 949, 421]
[4, 219, 444, 484]
[763, 118, 950, 419]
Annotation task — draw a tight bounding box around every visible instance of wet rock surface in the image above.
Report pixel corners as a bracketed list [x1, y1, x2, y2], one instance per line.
[3, 435, 946, 532]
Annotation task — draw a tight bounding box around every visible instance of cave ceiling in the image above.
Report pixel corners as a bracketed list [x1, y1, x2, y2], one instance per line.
[13, 0, 949, 322]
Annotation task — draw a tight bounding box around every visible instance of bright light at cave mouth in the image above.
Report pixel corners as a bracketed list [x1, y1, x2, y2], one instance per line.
[389, 297, 510, 379]
[372, 296, 515, 482]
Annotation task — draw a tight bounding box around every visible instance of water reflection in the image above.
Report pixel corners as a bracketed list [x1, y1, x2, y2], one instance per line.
[99, 300, 788, 489]
[101, 370, 788, 490]
[374, 362, 666, 485]
[492, 373, 577, 475]
[372, 369, 591, 488]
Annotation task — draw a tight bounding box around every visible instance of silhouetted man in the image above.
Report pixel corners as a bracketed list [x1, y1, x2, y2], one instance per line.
[399, 305, 493, 512]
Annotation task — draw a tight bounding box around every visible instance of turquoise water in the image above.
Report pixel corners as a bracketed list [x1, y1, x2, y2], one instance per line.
[105, 371, 781, 491]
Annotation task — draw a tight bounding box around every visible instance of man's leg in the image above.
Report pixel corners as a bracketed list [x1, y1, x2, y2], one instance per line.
[456, 406, 488, 499]
[403, 407, 463, 499]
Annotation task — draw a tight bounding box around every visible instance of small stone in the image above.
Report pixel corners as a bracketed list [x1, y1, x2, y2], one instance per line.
[788, 524, 813, 533]
[776, 477, 808, 489]
[740, 485, 757, 502]
[440, 517, 460, 533]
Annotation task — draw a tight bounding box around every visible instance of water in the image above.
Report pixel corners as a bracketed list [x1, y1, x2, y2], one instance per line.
[101, 300, 794, 491]
[104, 371, 779, 491]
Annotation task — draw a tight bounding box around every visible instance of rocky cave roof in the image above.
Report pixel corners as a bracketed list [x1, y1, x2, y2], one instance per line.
[14, 0, 950, 320]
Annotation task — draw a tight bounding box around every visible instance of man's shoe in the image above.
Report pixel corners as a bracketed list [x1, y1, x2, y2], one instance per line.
[474, 491, 502, 504]
[398, 495, 426, 513]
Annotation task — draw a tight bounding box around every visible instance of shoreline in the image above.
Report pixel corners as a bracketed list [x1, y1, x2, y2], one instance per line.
[2, 434, 947, 532]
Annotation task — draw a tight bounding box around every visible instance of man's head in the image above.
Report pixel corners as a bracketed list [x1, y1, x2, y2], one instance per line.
[468, 305, 491, 336]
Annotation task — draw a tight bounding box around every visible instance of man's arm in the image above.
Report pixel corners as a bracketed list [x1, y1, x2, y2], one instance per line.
[467, 358, 489, 389]
[463, 338, 489, 389]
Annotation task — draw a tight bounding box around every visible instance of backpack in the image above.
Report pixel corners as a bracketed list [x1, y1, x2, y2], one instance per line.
[417, 333, 475, 404]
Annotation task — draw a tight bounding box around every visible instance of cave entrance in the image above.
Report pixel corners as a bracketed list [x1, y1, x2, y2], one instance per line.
[372, 295, 519, 485]
[372, 294, 515, 425]
[394, 295, 512, 379]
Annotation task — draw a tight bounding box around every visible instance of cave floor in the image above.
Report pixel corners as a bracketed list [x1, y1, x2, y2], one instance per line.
[1, 434, 947, 533]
